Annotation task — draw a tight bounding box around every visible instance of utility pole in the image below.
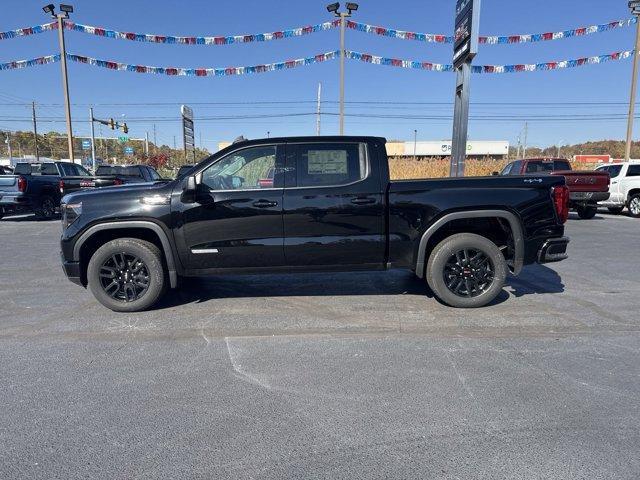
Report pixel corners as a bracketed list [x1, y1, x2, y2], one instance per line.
[413, 129, 418, 161]
[626, 3, 640, 161]
[153, 124, 157, 153]
[89, 107, 97, 170]
[145, 132, 149, 156]
[327, 2, 358, 135]
[522, 121, 529, 158]
[44, 5, 75, 163]
[173, 135, 176, 149]
[4, 132, 12, 161]
[32, 102, 40, 161]
[316, 82, 322, 135]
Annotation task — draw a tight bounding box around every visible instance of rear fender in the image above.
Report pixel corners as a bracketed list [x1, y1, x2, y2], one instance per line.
[415, 210, 524, 278]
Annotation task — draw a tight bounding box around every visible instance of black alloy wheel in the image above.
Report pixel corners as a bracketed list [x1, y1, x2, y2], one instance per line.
[443, 248, 495, 298]
[99, 252, 150, 302]
[35, 196, 56, 219]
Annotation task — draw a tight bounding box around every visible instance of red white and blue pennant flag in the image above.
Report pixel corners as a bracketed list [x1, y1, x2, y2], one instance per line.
[63, 20, 339, 45]
[0, 54, 60, 71]
[0, 22, 56, 40]
[0, 50, 633, 74]
[345, 50, 634, 73]
[65, 51, 340, 76]
[2, 17, 634, 46]
[346, 18, 636, 45]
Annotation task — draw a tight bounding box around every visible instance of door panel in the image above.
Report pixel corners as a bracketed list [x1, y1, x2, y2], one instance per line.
[282, 142, 385, 267]
[178, 144, 285, 270]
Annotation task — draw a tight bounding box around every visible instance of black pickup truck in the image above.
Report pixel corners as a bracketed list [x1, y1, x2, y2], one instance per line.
[60, 136, 570, 312]
[0, 161, 94, 219]
[88, 164, 164, 188]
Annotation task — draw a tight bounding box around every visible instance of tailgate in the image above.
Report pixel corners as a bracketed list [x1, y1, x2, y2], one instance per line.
[553, 171, 610, 192]
[0, 175, 19, 193]
[61, 176, 97, 193]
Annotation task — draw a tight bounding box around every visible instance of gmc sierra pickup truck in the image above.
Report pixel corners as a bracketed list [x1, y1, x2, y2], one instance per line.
[0, 161, 94, 219]
[60, 136, 570, 312]
[499, 158, 610, 219]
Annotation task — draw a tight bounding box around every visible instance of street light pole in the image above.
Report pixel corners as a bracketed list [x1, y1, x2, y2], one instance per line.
[626, 11, 640, 161]
[56, 12, 74, 163]
[327, 2, 358, 135]
[44, 5, 75, 163]
[339, 12, 347, 135]
[89, 107, 97, 171]
[413, 129, 418, 161]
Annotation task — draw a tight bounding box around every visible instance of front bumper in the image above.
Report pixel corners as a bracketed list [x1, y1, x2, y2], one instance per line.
[537, 237, 570, 264]
[61, 252, 83, 286]
[569, 191, 610, 203]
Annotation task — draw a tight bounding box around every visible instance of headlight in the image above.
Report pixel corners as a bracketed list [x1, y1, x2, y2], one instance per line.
[61, 202, 82, 229]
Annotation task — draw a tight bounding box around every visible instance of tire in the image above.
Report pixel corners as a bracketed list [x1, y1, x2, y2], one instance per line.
[628, 194, 640, 218]
[576, 205, 597, 220]
[607, 207, 625, 215]
[426, 233, 507, 309]
[34, 195, 57, 220]
[87, 238, 167, 312]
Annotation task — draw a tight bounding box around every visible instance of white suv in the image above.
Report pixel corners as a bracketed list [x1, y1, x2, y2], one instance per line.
[596, 162, 640, 217]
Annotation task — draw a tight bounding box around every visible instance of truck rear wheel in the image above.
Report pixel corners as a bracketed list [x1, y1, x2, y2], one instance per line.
[87, 238, 167, 312]
[426, 233, 507, 309]
[576, 205, 597, 220]
[34, 195, 56, 220]
[628, 194, 640, 218]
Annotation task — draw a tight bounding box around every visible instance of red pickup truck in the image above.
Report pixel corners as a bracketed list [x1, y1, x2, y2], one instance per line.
[498, 158, 610, 219]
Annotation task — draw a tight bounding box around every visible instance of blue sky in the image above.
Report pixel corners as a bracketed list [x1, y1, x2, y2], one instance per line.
[0, 0, 637, 151]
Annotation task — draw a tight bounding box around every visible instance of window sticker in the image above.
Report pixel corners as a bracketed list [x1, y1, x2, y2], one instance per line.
[307, 150, 348, 175]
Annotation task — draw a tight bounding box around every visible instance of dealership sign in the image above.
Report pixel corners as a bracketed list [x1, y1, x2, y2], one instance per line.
[454, 0, 481, 69]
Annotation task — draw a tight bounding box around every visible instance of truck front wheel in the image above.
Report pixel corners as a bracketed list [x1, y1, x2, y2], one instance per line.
[87, 238, 167, 312]
[426, 233, 507, 308]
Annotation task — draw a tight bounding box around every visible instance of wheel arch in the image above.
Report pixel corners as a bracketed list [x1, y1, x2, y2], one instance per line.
[414, 210, 524, 279]
[72, 221, 178, 288]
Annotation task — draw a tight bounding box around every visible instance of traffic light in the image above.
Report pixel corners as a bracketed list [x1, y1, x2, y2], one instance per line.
[122, 123, 128, 134]
[108, 118, 115, 130]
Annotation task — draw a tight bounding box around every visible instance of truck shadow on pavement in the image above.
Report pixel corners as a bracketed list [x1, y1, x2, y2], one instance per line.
[156, 264, 564, 310]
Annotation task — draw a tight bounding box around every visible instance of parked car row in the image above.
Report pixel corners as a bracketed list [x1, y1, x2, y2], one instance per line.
[497, 158, 611, 219]
[0, 161, 165, 220]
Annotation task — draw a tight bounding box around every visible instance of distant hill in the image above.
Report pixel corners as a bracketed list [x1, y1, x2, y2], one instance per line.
[509, 140, 640, 159]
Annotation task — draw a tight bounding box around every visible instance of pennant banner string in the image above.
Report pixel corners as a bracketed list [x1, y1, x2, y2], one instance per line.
[2, 17, 634, 46]
[64, 51, 340, 76]
[0, 54, 60, 71]
[62, 20, 340, 45]
[0, 50, 634, 75]
[346, 18, 637, 45]
[0, 22, 57, 40]
[345, 50, 635, 74]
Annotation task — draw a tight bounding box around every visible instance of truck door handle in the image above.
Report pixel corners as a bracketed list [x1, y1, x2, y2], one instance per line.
[253, 200, 278, 208]
[351, 197, 376, 205]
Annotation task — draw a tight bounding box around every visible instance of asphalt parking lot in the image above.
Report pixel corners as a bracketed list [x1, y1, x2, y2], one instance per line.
[1, 211, 639, 479]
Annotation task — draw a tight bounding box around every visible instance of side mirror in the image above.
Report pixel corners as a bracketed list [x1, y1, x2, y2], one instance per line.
[183, 175, 196, 192]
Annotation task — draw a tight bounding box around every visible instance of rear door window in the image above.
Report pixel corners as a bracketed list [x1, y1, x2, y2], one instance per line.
[290, 143, 368, 188]
[626, 165, 640, 177]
